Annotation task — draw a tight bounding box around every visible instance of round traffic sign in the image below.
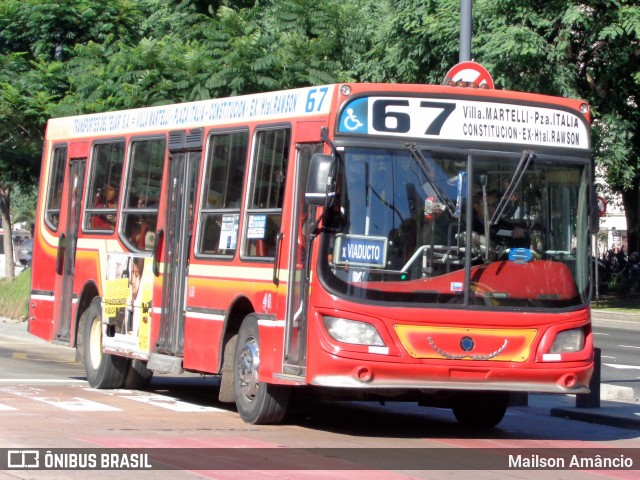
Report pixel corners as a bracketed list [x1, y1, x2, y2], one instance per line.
[443, 61, 495, 89]
[597, 196, 607, 217]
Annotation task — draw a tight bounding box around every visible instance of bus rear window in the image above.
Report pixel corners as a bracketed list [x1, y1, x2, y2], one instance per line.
[44, 146, 67, 231]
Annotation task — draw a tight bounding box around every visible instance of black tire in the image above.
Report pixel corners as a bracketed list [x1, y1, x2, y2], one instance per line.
[452, 391, 510, 428]
[123, 359, 153, 390]
[82, 297, 129, 389]
[233, 314, 290, 424]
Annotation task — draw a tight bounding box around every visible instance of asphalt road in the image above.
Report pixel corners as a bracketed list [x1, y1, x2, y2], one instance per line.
[594, 325, 640, 400]
[1, 317, 640, 479]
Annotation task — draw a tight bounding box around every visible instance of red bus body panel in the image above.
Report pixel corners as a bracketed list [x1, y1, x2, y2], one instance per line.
[27, 82, 593, 399]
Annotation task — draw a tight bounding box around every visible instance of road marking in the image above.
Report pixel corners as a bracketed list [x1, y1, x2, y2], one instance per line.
[603, 363, 640, 370]
[121, 394, 224, 412]
[87, 388, 225, 413]
[121, 392, 225, 412]
[31, 396, 121, 411]
[0, 385, 120, 411]
[618, 344, 640, 349]
[0, 385, 223, 413]
[601, 355, 616, 359]
[0, 379, 86, 383]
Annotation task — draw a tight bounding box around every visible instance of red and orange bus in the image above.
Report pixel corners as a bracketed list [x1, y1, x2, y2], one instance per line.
[28, 70, 595, 426]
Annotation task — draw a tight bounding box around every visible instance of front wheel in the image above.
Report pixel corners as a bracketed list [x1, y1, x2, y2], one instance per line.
[233, 314, 290, 424]
[82, 297, 129, 389]
[451, 391, 510, 428]
[123, 359, 153, 389]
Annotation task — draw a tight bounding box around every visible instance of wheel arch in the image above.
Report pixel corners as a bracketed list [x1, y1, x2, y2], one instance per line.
[217, 295, 255, 373]
[216, 295, 255, 404]
[74, 281, 100, 362]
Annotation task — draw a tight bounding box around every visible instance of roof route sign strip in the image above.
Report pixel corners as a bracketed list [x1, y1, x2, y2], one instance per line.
[444, 61, 495, 89]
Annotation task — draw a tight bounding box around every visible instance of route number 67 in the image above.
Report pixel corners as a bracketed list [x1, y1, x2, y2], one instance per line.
[372, 99, 457, 135]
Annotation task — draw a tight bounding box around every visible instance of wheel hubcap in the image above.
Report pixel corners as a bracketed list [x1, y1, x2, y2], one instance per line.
[238, 336, 260, 401]
[89, 317, 102, 370]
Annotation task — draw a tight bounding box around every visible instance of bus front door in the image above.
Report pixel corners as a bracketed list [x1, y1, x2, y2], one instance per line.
[282, 144, 321, 376]
[156, 148, 200, 357]
[52, 159, 86, 343]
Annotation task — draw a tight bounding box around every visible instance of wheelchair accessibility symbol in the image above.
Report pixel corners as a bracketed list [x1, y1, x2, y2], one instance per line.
[343, 108, 363, 131]
[338, 97, 368, 134]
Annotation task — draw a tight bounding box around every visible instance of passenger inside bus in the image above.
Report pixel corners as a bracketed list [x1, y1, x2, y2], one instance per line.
[91, 183, 119, 229]
[128, 216, 156, 250]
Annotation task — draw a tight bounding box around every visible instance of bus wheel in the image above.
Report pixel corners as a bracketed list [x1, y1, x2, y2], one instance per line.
[233, 314, 290, 424]
[82, 298, 128, 389]
[123, 359, 153, 390]
[451, 391, 510, 428]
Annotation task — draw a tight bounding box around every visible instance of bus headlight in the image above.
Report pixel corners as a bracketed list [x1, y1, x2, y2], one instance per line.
[323, 316, 385, 346]
[549, 328, 585, 353]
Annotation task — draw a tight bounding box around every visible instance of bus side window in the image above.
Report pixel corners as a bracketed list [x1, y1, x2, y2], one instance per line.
[244, 128, 290, 259]
[121, 137, 165, 251]
[198, 130, 248, 256]
[44, 145, 67, 231]
[84, 141, 125, 233]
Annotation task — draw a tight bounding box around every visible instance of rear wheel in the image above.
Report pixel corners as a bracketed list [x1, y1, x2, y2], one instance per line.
[451, 391, 510, 428]
[233, 314, 290, 424]
[82, 297, 129, 389]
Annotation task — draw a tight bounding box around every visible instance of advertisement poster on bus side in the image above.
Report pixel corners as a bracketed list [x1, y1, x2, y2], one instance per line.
[102, 254, 153, 356]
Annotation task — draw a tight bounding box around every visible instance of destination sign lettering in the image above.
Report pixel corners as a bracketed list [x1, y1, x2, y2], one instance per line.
[338, 96, 590, 150]
[333, 235, 388, 268]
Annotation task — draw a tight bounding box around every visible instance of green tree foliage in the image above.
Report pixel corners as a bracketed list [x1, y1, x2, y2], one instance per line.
[344, 0, 461, 84]
[201, 1, 341, 96]
[0, 0, 147, 276]
[56, 0, 343, 113]
[478, 0, 640, 253]
[344, 0, 640, 254]
[1, 0, 639, 256]
[584, 2, 640, 253]
[0, 52, 51, 276]
[11, 185, 37, 227]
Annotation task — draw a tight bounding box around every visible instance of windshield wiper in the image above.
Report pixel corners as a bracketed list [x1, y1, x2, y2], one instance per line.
[490, 151, 536, 226]
[407, 143, 457, 215]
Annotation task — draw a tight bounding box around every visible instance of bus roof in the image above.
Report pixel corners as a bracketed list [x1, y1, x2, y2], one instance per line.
[45, 85, 336, 141]
[44, 83, 591, 151]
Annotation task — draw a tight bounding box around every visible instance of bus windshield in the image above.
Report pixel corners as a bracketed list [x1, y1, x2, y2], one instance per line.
[320, 146, 591, 309]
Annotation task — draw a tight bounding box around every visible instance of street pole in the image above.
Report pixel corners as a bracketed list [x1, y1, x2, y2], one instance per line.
[460, 0, 473, 62]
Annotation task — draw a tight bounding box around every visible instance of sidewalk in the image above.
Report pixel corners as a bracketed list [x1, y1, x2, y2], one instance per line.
[591, 308, 640, 330]
[1, 314, 639, 431]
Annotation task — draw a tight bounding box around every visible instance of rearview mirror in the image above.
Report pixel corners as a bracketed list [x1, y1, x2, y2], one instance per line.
[305, 153, 335, 207]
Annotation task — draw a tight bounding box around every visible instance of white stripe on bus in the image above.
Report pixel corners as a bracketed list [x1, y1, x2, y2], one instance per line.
[257, 319, 286, 328]
[184, 311, 225, 322]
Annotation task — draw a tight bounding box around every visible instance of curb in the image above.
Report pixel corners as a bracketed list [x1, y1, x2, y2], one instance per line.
[550, 406, 640, 431]
[591, 310, 640, 330]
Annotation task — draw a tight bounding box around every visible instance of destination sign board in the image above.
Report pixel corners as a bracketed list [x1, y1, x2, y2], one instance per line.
[333, 234, 388, 268]
[338, 96, 590, 150]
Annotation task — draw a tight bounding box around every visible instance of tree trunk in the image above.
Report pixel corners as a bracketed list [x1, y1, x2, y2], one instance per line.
[621, 180, 639, 255]
[0, 185, 15, 279]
